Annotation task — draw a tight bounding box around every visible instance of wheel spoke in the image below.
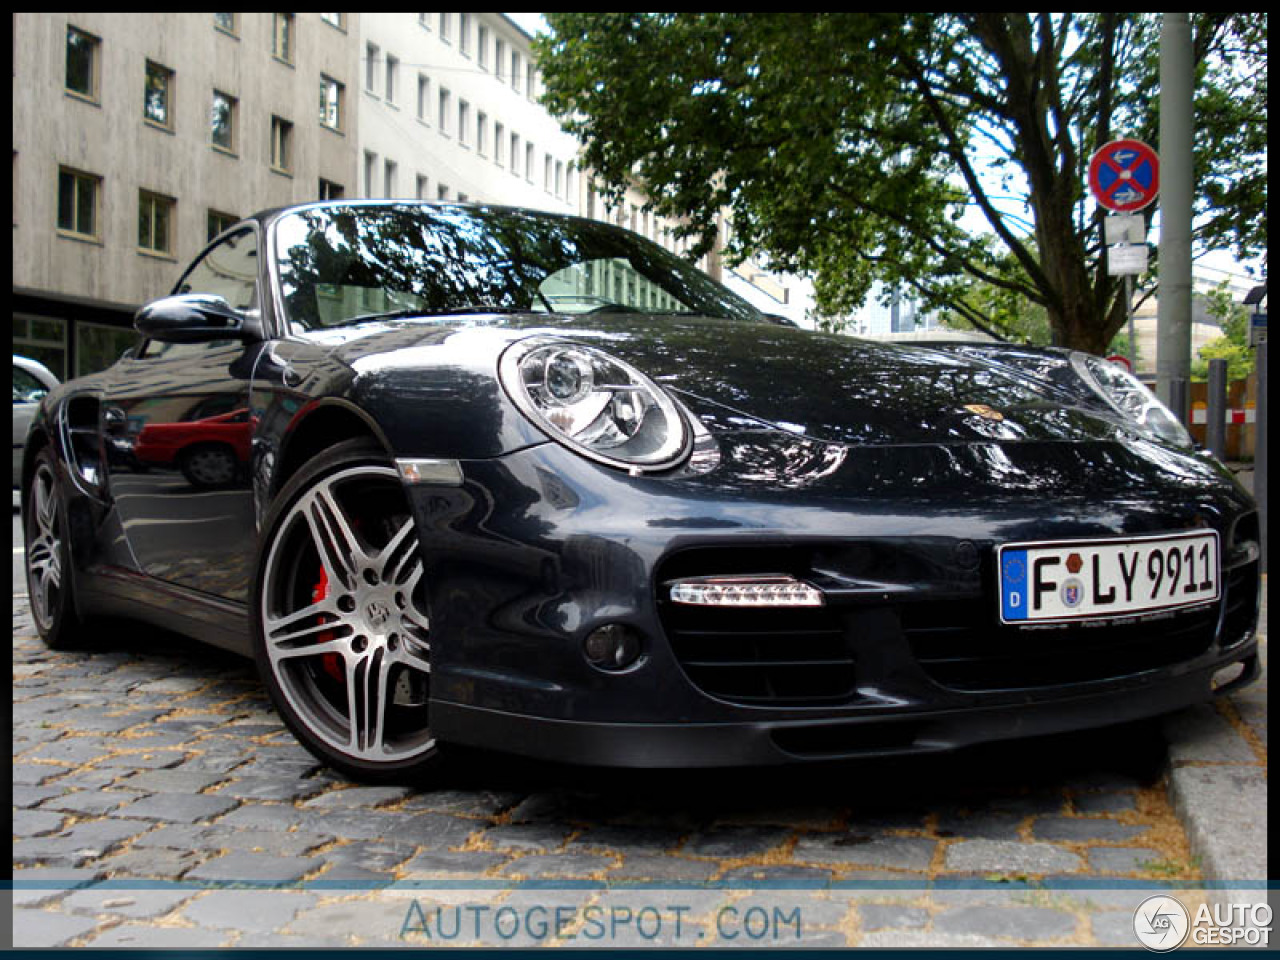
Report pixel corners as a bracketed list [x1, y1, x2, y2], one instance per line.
[302, 480, 369, 592]
[264, 597, 345, 647]
[346, 648, 391, 757]
[390, 634, 431, 671]
[379, 516, 420, 587]
[271, 636, 348, 661]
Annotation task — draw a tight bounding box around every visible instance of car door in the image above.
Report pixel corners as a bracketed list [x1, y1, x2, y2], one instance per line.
[103, 226, 266, 602]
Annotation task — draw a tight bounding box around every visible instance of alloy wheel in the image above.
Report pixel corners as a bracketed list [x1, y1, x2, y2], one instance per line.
[259, 463, 435, 765]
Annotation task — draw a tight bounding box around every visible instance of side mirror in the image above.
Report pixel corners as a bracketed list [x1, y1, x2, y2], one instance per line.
[134, 294, 261, 344]
[762, 312, 798, 328]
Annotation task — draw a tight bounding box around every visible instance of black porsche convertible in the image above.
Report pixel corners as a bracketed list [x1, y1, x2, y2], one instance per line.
[22, 200, 1260, 782]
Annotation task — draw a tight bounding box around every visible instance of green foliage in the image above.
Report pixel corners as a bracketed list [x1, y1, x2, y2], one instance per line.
[536, 14, 1267, 353]
[1191, 281, 1256, 381]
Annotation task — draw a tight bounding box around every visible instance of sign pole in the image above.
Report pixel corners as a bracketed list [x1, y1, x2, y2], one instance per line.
[1125, 274, 1136, 370]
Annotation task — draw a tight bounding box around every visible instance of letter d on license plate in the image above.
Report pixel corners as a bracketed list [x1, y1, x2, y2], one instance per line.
[998, 531, 1220, 624]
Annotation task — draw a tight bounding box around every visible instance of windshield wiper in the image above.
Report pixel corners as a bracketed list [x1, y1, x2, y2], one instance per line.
[344, 305, 527, 325]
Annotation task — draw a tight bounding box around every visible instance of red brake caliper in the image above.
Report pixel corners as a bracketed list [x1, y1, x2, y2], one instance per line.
[312, 565, 346, 683]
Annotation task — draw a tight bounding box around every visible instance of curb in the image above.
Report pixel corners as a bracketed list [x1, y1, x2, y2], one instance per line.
[1162, 577, 1267, 887]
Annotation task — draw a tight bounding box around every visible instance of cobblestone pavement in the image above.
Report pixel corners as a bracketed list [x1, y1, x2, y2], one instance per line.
[11, 589, 1267, 949]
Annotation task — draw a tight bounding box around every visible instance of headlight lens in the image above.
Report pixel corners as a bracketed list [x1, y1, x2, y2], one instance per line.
[1070, 352, 1193, 449]
[500, 338, 689, 471]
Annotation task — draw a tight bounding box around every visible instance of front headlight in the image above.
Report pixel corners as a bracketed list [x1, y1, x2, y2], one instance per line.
[499, 338, 690, 471]
[1069, 352, 1193, 449]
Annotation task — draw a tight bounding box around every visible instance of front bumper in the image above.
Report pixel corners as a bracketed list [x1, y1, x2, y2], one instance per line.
[405, 437, 1261, 765]
[432, 651, 1260, 766]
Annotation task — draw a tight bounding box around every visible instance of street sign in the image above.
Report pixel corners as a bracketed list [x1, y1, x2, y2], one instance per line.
[1103, 214, 1146, 245]
[1250, 312, 1267, 346]
[1107, 243, 1148, 276]
[1089, 138, 1160, 213]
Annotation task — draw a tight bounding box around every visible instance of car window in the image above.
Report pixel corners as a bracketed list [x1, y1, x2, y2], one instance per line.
[176, 227, 259, 309]
[143, 227, 259, 360]
[537, 258, 693, 315]
[13, 366, 49, 404]
[273, 204, 763, 331]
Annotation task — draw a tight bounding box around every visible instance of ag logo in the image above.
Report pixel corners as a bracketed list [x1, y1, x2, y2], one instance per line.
[1133, 895, 1190, 952]
[963, 403, 1004, 422]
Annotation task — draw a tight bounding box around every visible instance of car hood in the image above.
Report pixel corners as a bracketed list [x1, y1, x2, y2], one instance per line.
[320, 313, 1125, 448]
[514, 315, 1121, 447]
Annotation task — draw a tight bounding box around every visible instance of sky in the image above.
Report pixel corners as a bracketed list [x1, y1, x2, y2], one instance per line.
[504, 13, 548, 37]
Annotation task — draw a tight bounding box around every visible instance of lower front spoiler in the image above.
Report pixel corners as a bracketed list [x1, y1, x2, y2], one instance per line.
[430, 650, 1259, 768]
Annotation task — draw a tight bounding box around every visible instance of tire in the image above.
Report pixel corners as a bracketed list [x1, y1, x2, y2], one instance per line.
[251, 438, 444, 783]
[178, 443, 238, 488]
[24, 448, 92, 650]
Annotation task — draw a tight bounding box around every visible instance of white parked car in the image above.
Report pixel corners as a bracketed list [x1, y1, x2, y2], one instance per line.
[13, 355, 60, 505]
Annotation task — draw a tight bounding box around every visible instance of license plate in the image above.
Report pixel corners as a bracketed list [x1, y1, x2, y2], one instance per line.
[998, 531, 1220, 624]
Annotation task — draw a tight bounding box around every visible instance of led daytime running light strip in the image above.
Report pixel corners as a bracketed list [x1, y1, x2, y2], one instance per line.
[668, 574, 824, 607]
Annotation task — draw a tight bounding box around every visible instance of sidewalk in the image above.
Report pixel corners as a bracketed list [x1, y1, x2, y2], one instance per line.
[1163, 577, 1267, 889]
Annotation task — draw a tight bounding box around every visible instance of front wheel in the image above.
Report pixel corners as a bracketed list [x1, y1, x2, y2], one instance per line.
[251, 440, 444, 783]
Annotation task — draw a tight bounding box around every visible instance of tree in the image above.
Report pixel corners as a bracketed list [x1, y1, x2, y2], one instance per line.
[536, 13, 1267, 353]
[1191, 281, 1256, 381]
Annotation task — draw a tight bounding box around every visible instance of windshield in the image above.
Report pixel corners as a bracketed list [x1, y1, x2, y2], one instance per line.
[272, 203, 764, 331]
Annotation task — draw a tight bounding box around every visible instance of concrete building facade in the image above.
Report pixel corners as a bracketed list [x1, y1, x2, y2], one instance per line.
[357, 13, 579, 213]
[13, 12, 361, 379]
[13, 12, 812, 379]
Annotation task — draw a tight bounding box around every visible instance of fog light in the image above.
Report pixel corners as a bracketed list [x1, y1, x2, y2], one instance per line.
[583, 624, 643, 671]
[668, 574, 824, 607]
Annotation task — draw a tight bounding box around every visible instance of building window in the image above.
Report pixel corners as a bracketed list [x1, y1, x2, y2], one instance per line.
[525, 143, 535, 183]
[544, 154, 553, 192]
[438, 87, 451, 136]
[458, 100, 470, 147]
[459, 13, 470, 56]
[272, 13, 294, 64]
[527, 64, 537, 100]
[416, 74, 429, 122]
[416, 174, 428, 200]
[383, 158, 397, 197]
[364, 151, 376, 195]
[14, 315, 69, 381]
[65, 26, 100, 101]
[438, 13, 450, 41]
[213, 13, 236, 36]
[365, 42, 378, 92]
[320, 75, 344, 131]
[385, 54, 398, 104]
[320, 12, 344, 31]
[270, 116, 293, 173]
[211, 90, 237, 153]
[494, 121, 505, 167]
[477, 112, 487, 156]
[56, 167, 100, 240]
[495, 39, 505, 80]
[556, 160, 565, 199]
[319, 178, 344, 200]
[207, 209, 238, 241]
[437, 183, 449, 201]
[138, 190, 175, 256]
[510, 133, 520, 176]
[143, 61, 174, 130]
[477, 25, 488, 70]
[511, 51, 521, 93]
